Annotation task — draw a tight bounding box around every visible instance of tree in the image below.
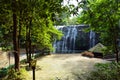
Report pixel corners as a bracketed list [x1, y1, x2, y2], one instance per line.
[0, 0, 64, 70]
[78, 0, 120, 62]
[12, 0, 20, 70]
[0, 0, 21, 70]
[21, 0, 63, 61]
[0, 0, 20, 70]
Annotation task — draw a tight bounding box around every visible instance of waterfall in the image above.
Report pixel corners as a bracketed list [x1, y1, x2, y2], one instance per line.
[53, 25, 97, 53]
[70, 26, 78, 52]
[53, 25, 78, 53]
[89, 30, 96, 48]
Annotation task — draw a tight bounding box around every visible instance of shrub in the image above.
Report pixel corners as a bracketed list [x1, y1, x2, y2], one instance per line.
[5, 68, 30, 80]
[0, 68, 8, 78]
[87, 62, 120, 80]
[0, 65, 14, 78]
[20, 59, 27, 64]
[34, 53, 45, 58]
[7, 64, 14, 69]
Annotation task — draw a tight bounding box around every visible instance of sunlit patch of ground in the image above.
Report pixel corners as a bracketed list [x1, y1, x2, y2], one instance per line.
[28, 54, 108, 80]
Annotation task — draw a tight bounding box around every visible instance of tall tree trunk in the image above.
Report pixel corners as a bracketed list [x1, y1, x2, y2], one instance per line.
[12, 0, 20, 70]
[25, 17, 32, 65]
[18, 10, 22, 51]
[108, 15, 119, 62]
[28, 18, 32, 67]
[115, 47, 119, 62]
[114, 27, 119, 62]
[26, 19, 32, 63]
[26, 24, 29, 62]
[28, 19, 32, 61]
[111, 26, 119, 62]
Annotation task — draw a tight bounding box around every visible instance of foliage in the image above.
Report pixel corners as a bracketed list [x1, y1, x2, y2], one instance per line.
[0, 0, 12, 50]
[78, 0, 120, 49]
[0, 65, 14, 78]
[77, 0, 120, 61]
[0, 0, 64, 69]
[0, 68, 8, 78]
[5, 68, 30, 80]
[1, 46, 13, 51]
[31, 18, 63, 51]
[87, 62, 120, 80]
[34, 53, 48, 59]
[55, 0, 82, 25]
[0, 0, 64, 49]
[20, 59, 27, 64]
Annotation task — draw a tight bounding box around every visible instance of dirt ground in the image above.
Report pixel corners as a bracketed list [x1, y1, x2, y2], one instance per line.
[28, 54, 109, 80]
[0, 49, 109, 80]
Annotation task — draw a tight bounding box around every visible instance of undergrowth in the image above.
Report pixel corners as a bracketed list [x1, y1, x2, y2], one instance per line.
[87, 62, 120, 80]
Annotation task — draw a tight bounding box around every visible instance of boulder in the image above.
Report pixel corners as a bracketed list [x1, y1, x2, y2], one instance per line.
[81, 51, 94, 58]
[89, 43, 106, 58]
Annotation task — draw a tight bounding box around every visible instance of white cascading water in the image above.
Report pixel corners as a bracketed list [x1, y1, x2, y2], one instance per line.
[70, 26, 78, 52]
[53, 25, 96, 53]
[53, 25, 78, 53]
[89, 30, 96, 48]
